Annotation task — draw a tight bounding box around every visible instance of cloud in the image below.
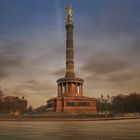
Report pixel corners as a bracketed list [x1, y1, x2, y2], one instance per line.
[108, 72, 139, 83]
[126, 38, 140, 57]
[53, 68, 65, 77]
[81, 36, 140, 90]
[19, 79, 55, 94]
[0, 40, 25, 78]
[0, 54, 22, 78]
[83, 59, 127, 75]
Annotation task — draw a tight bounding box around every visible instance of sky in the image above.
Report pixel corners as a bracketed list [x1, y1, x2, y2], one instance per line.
[0, 0, 140, 107]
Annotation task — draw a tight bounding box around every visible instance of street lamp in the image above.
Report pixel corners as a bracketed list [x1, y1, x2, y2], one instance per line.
[101, 94, 110, 118]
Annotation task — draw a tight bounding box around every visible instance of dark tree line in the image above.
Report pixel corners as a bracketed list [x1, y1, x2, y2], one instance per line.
[112, 93, 140, 113]
[96, 93, 140, 114]
[0, 96, 27, 115]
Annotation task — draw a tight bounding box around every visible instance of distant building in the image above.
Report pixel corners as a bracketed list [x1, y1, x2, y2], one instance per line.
[47, 6, 96, 113]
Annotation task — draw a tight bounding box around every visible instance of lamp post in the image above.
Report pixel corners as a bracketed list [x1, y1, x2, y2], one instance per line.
[101, 94, 109, 118]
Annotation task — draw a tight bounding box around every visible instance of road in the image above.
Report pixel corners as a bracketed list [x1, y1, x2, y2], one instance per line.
[0, 119, 140, 140]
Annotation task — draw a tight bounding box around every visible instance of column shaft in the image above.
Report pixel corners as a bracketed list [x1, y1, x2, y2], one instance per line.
[61, 83, 63, 95]
[65, 24, 75, 77]
[65, 83, 68, 94]
[81, 84, 83, 95]
[79, 84, 81, 94]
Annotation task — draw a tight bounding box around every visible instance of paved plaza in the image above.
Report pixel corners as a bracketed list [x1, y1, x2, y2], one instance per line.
[0, 119, 140, 140]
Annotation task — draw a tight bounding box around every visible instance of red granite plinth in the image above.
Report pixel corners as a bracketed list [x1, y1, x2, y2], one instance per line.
[47, 96, 96, 113]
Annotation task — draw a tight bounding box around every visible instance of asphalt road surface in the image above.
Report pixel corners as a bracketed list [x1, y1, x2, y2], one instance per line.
[0, 119, 140, 140]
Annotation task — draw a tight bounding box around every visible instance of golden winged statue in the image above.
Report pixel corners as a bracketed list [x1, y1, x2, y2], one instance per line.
[66, 7, 73, 23]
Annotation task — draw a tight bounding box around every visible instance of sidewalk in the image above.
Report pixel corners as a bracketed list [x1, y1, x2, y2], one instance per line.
[0, 116, 140, 121]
